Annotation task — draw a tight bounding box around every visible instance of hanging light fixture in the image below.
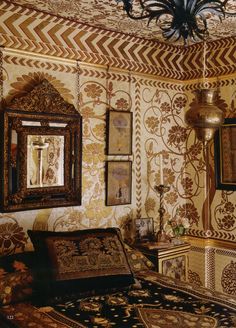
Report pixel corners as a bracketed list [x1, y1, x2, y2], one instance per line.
[185, 88, 224, 142]
[116, 0, 235, 45]
[185, 38, 224, 142]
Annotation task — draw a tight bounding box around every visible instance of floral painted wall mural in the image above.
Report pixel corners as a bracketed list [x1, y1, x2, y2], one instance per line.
[0, 47, 235, 296]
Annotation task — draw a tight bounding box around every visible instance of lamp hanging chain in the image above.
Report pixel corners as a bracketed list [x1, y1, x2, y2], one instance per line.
[106, 65, 110, 109]
[128, 69, 131, 112]
[77, 60, 81, 111]
[0, 46, 3, 111]
[202, 40, 206, 88]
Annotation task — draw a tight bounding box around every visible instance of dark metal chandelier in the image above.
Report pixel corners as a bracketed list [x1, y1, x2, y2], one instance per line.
[116, 0, 235, 45]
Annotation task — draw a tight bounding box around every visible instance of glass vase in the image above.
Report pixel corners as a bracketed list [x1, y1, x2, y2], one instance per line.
[172, 227, 185, 245]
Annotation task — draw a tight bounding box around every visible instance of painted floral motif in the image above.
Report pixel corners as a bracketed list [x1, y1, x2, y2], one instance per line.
[181, 177, 193, 195]
[53, 210, 83, 231]
[116, 98, 129, 110]
[173, 96, 187, 110]
[83, 143, 105, 165]
[188, 270, 202, 287]
[214, 192, 236, 232]
[221, 261, 236, 295]
[0, 223, 27, 255]
[224, 202, 235, 213]
[145, 116, 159, 132]
[81, 106, 95, 118]
[84, 199, 112, 222]
[168, 126, 187, 148]
[178, 203, 200, 226]
[84, 83, 103, 99]
[160, 102, 171, 113]
[221, 215, 235, 229]
[164, 191, 178, 205]
[93, 123, 105, 139]
[163, 168, 175, 185]
[145, 198, 156, 213]
[188, 143, 202, 159]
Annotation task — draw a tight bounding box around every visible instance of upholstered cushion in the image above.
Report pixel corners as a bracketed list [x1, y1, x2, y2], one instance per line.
[28, 228, 135, 304]
[0, 252, 34, 305]
[124, 244, 155, 272]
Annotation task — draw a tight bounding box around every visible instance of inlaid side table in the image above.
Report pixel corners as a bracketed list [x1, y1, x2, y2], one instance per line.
[134, 241, 190, 281]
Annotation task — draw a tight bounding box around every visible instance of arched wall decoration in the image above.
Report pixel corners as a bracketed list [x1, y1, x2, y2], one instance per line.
[0, 79, 82, 212]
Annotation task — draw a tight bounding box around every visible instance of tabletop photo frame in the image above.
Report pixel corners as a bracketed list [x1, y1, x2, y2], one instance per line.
[106, 110, 132, 155]
[135, 217, 154, 241]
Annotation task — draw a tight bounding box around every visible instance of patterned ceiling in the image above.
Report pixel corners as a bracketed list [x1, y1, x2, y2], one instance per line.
[11, 0, 236, 44]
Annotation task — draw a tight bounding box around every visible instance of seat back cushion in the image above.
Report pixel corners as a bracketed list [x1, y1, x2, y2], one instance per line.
[28, 227, 135, 304]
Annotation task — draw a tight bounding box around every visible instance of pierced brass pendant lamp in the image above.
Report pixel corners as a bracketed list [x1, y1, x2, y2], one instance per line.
[185, 88, 224, 142]
[185, 38, 224, 142]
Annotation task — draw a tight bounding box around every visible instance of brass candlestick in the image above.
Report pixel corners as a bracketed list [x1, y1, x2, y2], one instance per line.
[154, 184, 170, 243]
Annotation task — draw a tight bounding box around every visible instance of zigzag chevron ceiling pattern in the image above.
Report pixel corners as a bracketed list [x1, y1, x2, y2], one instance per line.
[0, 1, 235, 79]
[10, 0, 236, 44]
[0, 1, 183, 79]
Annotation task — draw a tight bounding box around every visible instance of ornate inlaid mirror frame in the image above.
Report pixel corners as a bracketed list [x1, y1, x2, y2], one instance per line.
[0, 79, 82, 212]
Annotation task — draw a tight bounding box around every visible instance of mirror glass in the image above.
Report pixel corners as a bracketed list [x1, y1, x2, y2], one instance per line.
[27, 135, 65, 189]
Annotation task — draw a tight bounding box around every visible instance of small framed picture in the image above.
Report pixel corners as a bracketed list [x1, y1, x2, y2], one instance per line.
[106, 110, 132, 155]
[215, 118, 236, 190]
[106, 161, 132, 206]
[135, 218, 154, 241]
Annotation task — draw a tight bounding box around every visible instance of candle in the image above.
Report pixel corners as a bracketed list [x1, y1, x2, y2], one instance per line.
[160, 154, 164, 185]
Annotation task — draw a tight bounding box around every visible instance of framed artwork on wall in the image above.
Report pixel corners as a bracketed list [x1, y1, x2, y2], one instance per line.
[135, 218, 154, 241]
[106, 110, 132, 155]
[0, 79, 82, 212]
[214, 118, 236, 190]
[106, 161, 132, 206]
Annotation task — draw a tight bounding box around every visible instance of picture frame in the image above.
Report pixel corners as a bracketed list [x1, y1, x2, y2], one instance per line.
[106, 110, 132, 155]
[106, 161, 132, 206]
[214, 118, 236, 190]
[135, 218, 154, 241]
[0, 79, 82, 212]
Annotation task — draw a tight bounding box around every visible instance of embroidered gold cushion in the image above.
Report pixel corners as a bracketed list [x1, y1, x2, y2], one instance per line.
[28, 228, 135, 304]
[124, 244, 155, 272]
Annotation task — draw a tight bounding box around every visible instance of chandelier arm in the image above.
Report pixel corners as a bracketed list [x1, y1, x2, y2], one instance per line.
[125, 10, 155, 20]
[194, 0, 226, 14]
[221, 11, 236, 17]
[116, 0, 236, 44]
[147, 11, 172, 25]
[192, 1, 217, 13]
[187, 0, 198, 12]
